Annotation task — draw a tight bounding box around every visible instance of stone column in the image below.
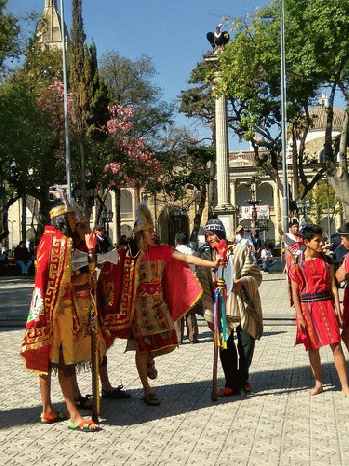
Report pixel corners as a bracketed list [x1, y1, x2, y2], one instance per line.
[204, 52, 236, 238]
[215, 81, 231, 209]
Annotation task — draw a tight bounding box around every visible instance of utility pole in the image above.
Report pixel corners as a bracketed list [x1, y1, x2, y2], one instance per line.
[59, 0, 72, 202]
[281, 0, 289, 233]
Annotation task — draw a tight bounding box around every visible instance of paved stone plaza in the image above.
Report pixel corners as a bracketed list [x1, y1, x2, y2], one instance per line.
[1, 273, 349, 466]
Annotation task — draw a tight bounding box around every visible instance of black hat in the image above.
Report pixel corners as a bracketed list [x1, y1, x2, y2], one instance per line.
[204, 218, 226, 240]
[338, 222, 349, 235]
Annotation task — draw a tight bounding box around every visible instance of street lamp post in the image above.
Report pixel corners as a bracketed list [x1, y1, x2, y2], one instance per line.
[326, 175, 332, 238]
[59, 0, 72, 202]
[101, 209, 114, 236]
[281, 0, 289, 234]
[247, 199, 260, 230]
[8, 220, 16, 251]
[296, 199, 311, 226]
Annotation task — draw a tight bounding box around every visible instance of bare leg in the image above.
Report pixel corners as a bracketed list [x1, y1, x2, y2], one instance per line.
[57, 354, 98, 430]
[72, 370, 81, 398]
[39, 372, 54, 414]
[308, 349, 323, 395]
[341, 328, 349, 354]
[135, 351, 152, 395]
[58, 367, 85, 425]
[99, 357, 113, 391]
[330, 342, 349, 397]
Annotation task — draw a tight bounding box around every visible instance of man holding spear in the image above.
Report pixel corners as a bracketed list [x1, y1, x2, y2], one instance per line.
[20, 200, 103, 432]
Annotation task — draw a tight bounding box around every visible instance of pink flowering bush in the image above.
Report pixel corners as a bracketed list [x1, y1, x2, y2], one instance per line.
[103, 105, 162, 194]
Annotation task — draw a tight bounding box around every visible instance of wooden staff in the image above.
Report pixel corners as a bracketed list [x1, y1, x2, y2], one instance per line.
[88, 248, 100, 424]
[211, 278, 226, 401]
[91, 312, 100, 424]
[211, 318, 219, 401]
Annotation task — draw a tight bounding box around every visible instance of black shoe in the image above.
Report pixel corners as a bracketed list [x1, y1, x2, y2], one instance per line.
[75, 395, 93, 410]
[101, 385, 131, 399]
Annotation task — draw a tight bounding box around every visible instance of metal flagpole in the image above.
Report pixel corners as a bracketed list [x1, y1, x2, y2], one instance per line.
[281, 0, 289, 233]
[59, 0, 72, 202]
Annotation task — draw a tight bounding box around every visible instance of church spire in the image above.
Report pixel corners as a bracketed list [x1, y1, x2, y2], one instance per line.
[44, 0, 57, 7]
[37, 0, 68, 50]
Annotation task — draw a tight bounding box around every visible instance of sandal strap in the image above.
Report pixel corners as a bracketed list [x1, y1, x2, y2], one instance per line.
[41, 412, 56, 421]
[78, 420, 95, 428]
[40, 410, 68, 422]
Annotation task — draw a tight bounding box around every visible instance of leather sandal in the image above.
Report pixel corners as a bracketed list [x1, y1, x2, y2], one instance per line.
[67, 419, 101, 432]
[40, 410, 68, 424]
[143, 392, 160, 406]
[101, 385, 131, 399]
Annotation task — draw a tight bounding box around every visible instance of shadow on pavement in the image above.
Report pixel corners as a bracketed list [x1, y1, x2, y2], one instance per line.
[0, 360, 341, 430]
[99, 361, 339, 427]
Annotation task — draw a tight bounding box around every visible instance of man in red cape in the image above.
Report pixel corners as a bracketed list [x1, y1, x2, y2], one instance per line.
[20, 201, 100, 431]
[97, 203, 225, 406]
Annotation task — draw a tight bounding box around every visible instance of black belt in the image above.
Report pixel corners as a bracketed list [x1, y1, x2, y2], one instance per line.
[300, 291, 332, 302]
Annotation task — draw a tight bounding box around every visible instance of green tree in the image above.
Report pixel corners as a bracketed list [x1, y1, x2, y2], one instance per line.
[0, 74, 67, 237]
[69, 0, 109, 215]
[181, 0, 349, 216]
[99, 52, 174, 147]
[306, 180, 341, 228]
[151, 128, 214, 241]
[0, 31, 69, 243]
[0, 0, 20, 73]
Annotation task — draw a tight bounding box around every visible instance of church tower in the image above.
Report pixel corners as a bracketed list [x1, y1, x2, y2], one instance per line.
[37, 0, 68, 49]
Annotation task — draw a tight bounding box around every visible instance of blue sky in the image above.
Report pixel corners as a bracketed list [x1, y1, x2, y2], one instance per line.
[7, 0, 269, 148]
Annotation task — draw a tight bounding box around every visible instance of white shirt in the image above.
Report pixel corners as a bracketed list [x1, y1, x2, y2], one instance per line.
[175, 244, 195, 256]
[235, 233, 251, 247]
[283, 232, 298, 247]
[261, 249, 273, 261]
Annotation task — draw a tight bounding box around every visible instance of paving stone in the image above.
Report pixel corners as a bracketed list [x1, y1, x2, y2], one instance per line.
[1, 274, 349, 465]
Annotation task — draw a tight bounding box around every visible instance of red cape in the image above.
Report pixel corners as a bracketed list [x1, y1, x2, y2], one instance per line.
[97, 246, 202, 348]
[20, 226, 71, 373]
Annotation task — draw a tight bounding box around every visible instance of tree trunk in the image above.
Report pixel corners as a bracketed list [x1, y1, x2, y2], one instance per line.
[38, 183, 51, 237]
[291, 128, 299, 198]
[329, 94, 349, 220]
[337, 104, 349, 173]
[79, 138, 87, 215]
[331, 175, 349, 219]
[21, 196, 26, 245]
[0, 196, 21, 245]
[207, 160, 215, 218]
[324, 84, 336, 162]
[115, 187, 121, 244]
[134, 186, 141, 205]
[190, 186, 207, 246]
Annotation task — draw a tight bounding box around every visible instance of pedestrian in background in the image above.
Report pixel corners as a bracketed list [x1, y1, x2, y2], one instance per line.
[249, 229, 262, 263]
[14, 241, 33, 275]
[94, 224, 113, 254]
[173, 232, 199, 344]
[260, 243, 273, 273]
[234, 225, 250, 246]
